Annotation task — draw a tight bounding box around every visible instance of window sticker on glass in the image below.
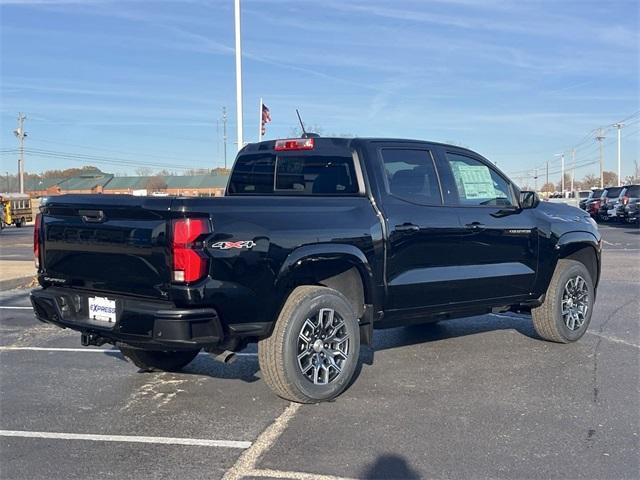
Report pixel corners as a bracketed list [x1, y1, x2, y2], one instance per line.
[451, 163, 494, 199]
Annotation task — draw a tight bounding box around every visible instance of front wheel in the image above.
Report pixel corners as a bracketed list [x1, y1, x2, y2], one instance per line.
[532, 259, 594, 343]
[258, 286, 360, 403]
[119, 346, 199, 372]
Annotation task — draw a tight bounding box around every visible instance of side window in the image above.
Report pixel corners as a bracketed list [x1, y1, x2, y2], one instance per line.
[380, 148, 442, 205]
[446, 152, 515, 207]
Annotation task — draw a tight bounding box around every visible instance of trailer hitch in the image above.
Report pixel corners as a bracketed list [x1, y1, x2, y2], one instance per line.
[81, 332, 108, 347]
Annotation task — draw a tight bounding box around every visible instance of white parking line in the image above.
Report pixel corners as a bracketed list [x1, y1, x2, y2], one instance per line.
[0, 346, 258, 356]
[587, 331, 640, 349]
[0, 430, 251, 449]
[0, 346, 115, 353]
[223, 403, 301, 480]
[0, 306, 33, 310]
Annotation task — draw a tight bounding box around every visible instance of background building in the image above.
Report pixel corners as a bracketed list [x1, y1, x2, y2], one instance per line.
[0, 173, 229, 198]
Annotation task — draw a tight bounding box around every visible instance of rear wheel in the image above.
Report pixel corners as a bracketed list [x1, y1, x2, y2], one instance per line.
[532, 259, 594, 343]
[258, 286, 360, 403]
[119, 346, 199, 372]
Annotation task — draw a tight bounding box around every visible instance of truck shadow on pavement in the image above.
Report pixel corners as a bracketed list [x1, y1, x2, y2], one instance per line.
[102, 350, 262, 383]
[357, 313, 539, 373]
[106, 313, 538, 386]
[361, 453, 421, 479]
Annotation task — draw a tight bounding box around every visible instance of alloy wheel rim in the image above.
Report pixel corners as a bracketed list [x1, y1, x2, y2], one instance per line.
[561, 275, 589, 331]
[297, 308, 350, 385]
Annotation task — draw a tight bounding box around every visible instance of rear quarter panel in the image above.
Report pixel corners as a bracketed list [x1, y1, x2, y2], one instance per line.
[170, 196, 384, 330]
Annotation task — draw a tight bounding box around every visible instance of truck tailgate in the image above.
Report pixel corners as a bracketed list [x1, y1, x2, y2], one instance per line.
[40, 195, 174, 299]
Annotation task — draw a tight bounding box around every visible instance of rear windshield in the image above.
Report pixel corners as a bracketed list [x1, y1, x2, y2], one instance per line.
[228, 153, 359, 195]
[605, 187, 624, 198]
[579, 191, 590, 198]
[624, 185, 640, 197]
[590, 189, 603, 198]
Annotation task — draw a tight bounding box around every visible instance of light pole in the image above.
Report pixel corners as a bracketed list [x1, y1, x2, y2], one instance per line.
[13, 113, 27, 194]
[234, 0, 244, 151]
[222, 106, 228, 169]
[555, 153, 565, 194]
[613, 123, 623, 185]
[595, 129, 606, 188]
[570, 148, 576, 193]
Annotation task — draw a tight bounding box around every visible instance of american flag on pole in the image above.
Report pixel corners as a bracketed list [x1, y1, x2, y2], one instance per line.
[261, 103, 271, 136]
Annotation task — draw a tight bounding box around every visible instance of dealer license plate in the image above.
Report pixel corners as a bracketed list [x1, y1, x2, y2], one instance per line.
[88, 296, 117, 324]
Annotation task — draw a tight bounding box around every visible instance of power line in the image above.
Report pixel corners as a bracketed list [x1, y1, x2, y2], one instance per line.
[29, 138, 196, 164]
[505, 114, 640, 177]
[13, 148, 202, 171]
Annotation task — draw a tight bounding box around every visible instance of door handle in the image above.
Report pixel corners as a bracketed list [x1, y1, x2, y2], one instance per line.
[465, 222, 486, 231]
[395, 223, 420, 232]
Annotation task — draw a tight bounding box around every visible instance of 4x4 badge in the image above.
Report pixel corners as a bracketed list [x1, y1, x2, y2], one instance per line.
[211, 240, 256, 250]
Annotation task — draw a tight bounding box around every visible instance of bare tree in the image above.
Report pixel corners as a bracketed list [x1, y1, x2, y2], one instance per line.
[602, 171, 617, 187]
[135, 167, 153, 176]
[146, 175, 168, 192]
[580, 174, 599, 189]
[184, 168, 210, 176]
[541, 182, 555, 193]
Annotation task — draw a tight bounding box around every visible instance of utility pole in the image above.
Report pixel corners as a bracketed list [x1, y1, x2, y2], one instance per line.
[560, 153, 565, 193]
[534, 168, 538, 191]
[595, 129, 606, 188]
[234, 0, 244, 151]
[554, 153, 565, 194]
[546, 160, 549, 189]
[570, 148, 576, 192]
[216, 119, 220, 160]
[613, 123, 623, 186]
[222, 107, 228, 169]
[13, 113, 27, 194]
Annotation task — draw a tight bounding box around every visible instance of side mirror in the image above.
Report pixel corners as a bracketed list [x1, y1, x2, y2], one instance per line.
[520, 191, 540, 209]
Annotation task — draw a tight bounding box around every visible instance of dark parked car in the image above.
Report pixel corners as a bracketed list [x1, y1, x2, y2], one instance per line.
[578, 190, 592, 210]
[584, 188, 604, 216]
[616, 184, 640, 223]
[630, 200, 640, 223]
[31, 137, 602, 403]
[597, 186, 625, 221]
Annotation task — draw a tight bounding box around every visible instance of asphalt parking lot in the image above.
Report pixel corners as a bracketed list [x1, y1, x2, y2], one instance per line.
[1, 222, 638, 480]
[0, 226, 33, 261]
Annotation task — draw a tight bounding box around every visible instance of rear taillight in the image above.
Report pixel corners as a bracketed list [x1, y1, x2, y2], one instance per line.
[171, 218, 210, 283]
[274, 138, 314, 151]
[33, 213, 41, 269]
[623, 195, 629, 205]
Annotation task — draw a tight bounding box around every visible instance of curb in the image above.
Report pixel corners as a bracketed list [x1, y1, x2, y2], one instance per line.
[0, 276, 35, 291]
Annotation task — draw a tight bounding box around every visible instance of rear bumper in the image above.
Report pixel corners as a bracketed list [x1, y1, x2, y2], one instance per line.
[30, 287, 223, 350]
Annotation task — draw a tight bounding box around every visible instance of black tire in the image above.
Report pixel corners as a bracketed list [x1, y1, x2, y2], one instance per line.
[119, 346, 199, 372]
[258, 286, 360, 404]
[532, 259, 594, 343]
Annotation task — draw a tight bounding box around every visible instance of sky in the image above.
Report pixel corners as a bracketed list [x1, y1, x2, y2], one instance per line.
[0, 0, 638, 185]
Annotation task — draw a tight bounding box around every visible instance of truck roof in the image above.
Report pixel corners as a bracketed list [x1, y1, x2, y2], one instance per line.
[240, 137, 481, 157]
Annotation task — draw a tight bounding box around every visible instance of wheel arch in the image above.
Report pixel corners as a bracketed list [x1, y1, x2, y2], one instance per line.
[555, 231, 601, 288]
[274, 243, 376, 323]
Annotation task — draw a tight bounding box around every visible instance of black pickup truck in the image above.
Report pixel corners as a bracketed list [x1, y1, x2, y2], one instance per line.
[31, 137, 601, 403]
